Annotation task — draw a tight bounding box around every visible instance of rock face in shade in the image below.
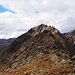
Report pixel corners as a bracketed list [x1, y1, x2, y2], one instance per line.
[64, 29, 75, 44]
[0, 24, 75, 75]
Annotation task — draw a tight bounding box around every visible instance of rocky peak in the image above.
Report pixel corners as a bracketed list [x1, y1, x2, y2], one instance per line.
[28, 24, 60, 36]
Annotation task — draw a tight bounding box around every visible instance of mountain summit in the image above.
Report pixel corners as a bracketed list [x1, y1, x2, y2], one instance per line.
[0, 24, 75, 75]
[28, 24, 59, 35]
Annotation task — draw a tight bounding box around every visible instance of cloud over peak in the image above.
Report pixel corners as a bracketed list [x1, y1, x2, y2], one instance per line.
[0, 0, 75, 39]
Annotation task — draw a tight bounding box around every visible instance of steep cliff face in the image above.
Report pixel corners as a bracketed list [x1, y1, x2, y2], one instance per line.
[0, 24, 75, 75]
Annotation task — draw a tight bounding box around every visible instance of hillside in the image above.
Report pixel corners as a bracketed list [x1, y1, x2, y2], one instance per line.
[0, 24, 75, 75]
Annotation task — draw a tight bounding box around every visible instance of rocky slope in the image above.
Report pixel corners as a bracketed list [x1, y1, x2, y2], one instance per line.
[64, 29, 75, 44]
[0, 24, 75, 75]
[0, 24, 54, 65]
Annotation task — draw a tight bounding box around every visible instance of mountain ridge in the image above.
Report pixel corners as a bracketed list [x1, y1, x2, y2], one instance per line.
[0, 24, 75, 75]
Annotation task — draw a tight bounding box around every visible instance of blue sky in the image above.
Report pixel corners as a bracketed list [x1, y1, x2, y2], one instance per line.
[0, 0, 75, 39]
[0, 5, 16, 14]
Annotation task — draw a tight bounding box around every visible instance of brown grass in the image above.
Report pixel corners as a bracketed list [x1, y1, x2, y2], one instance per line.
[6, 54, 75, 75]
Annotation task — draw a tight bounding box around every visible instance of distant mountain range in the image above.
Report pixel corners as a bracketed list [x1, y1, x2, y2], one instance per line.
[64, 30, 75, 44]
[0, 38, 15, 50]
[0, 24, 75, 75]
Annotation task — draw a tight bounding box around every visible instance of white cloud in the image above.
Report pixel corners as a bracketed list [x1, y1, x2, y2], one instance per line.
[0, 0, 75, 38]
[0, 31, 26, 39]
